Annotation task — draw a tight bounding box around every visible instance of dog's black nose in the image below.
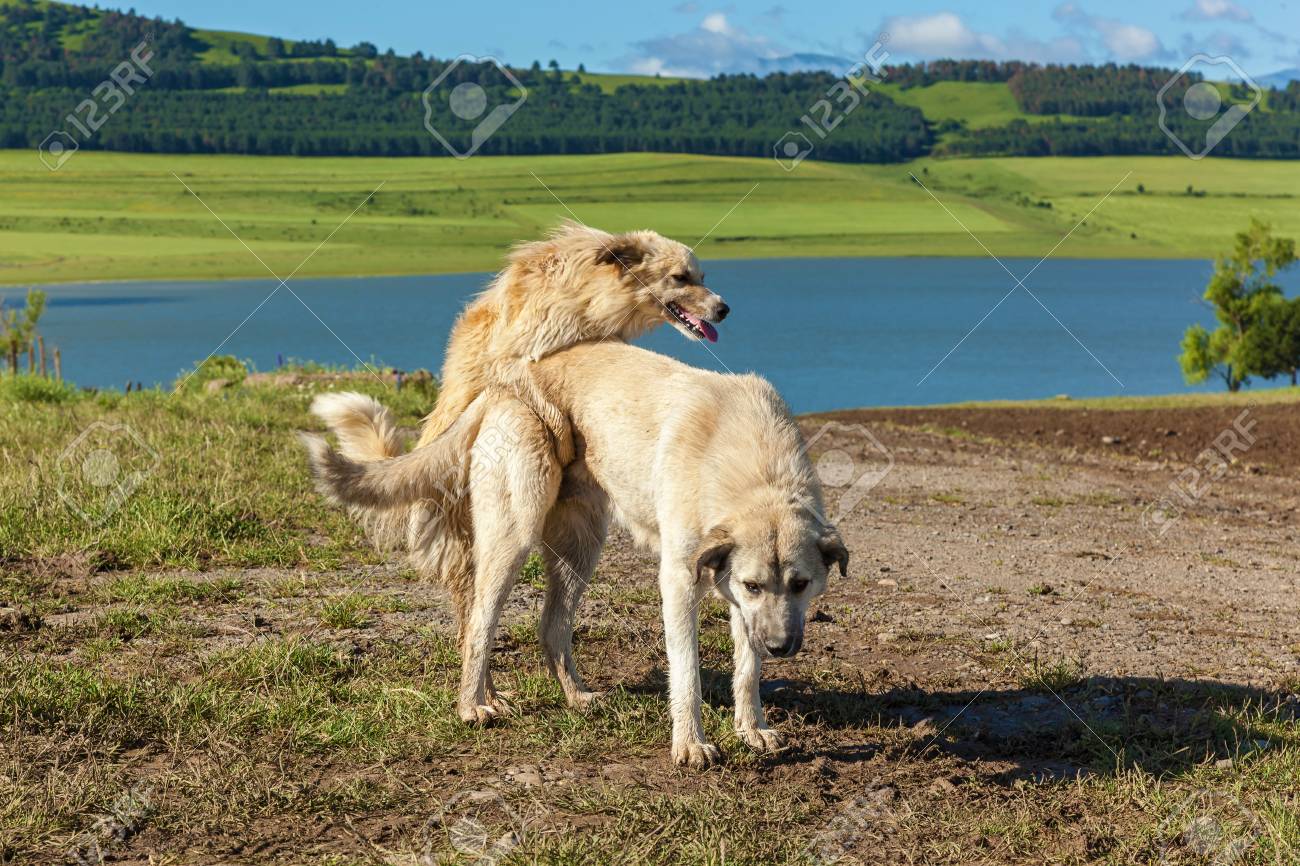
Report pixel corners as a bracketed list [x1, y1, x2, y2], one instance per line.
[767, 637, 798, 657]
[715, 303, 730, 322]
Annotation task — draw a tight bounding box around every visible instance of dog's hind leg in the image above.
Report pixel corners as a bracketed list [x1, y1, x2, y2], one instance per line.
[457, 402, 561, 725]
[539, 466, 609, 709]
[730, 606, 786, 753]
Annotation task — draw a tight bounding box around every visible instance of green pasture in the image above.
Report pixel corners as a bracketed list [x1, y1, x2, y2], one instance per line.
[0, 151, 1296, 285]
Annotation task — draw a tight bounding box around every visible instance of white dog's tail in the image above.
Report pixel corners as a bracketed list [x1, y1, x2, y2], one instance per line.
[309, 391, 405, 461]
[301, 392, 488, 537]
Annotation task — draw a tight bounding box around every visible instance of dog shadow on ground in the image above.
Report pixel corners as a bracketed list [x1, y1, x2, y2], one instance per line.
[621, 668, 1298, 782]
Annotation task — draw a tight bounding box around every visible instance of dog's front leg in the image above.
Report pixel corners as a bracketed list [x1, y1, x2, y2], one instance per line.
[660, 562, 722, 768]
[730, 606, 786, 753]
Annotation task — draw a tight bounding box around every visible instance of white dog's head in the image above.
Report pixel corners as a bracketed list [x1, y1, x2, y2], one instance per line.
[695, 510, 848, 658]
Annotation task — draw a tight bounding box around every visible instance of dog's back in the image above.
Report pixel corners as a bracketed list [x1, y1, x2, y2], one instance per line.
[532, 342, 821, 541]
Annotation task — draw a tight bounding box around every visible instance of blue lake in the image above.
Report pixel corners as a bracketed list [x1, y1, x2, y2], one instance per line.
[24, 257, 1284, 413]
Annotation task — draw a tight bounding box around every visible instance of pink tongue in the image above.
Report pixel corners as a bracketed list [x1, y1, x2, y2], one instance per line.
[680, 308, 719, 343]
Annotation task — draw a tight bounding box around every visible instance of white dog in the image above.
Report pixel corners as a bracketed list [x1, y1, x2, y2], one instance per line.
[303, 342, 847, 767]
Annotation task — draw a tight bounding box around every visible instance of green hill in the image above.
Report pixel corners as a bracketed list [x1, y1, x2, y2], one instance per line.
[3, 1, 1299, 161]
[3, 150, 1296, 285]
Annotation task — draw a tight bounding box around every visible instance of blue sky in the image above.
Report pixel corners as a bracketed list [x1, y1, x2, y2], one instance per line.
[126, 0, 1300, 77]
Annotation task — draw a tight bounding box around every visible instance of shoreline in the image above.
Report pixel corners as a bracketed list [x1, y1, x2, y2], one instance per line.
[4, 253, 1218, 291]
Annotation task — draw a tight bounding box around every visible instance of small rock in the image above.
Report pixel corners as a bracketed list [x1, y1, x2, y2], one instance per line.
[812, 609, 835, 623]
[1059, 618, 1073, 626]
[879, 566, 892, 573]
[204, 378, 231, 394]
[877, 578, 898, 588]
[877, 632, 899, 644]
[1101, 435, 1123, 445]
[929, 777, 957, 795]
[1215, 758, 1234, 770]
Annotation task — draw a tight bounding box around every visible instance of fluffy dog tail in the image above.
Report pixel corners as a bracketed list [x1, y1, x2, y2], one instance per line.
[309, 391, 404, 461]
[301, 392, 488, 546]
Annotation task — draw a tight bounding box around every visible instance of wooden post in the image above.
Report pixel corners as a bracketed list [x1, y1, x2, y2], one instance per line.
[27, 341, 35, 373]
[53, 347, 61, 381]
[37, 336, 46, 377]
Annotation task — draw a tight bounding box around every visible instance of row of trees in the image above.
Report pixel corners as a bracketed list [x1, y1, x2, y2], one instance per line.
[0, 73, 935, 162]
[1180, 220, 1300, 390]
[3, 0, 1299, 161]
[943, 113, 1300, 158]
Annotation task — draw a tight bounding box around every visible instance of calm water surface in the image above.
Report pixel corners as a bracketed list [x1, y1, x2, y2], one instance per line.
[28, 257, 1281, 413]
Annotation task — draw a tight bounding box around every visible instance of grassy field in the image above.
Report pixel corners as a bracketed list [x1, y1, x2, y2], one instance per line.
[873, 81, 1087, 131]
[3, 370, 1297, 863]
[2, 151, 1298, 285]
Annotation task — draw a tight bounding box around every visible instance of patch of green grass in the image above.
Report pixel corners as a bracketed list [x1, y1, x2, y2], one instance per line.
[0, 372, 438, 575]
[1017, 654, 1086, 692]
[101, 574, 244, 604]
[2, 637, 463, 754]
[94, 608, 156, 640]
[318, 592, 411, 628]
[0, 373, 79, 403]
[318, 593, 372, 629]
[931, 491, 965, 505]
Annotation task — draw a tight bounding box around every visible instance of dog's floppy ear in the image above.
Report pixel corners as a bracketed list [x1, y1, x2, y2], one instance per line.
[694, 525, 735, 583]
[817, 528, 849, 577]
[594, 233, 649, 272]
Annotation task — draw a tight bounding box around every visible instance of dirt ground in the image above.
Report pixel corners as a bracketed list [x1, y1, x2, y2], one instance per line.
[10, 401, 1299, 864]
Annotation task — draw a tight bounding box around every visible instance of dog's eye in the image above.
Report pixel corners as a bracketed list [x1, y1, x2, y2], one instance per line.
[790, 578, 810, 593]
[672, 273, 689, 283]
[743, 581, 762, 595]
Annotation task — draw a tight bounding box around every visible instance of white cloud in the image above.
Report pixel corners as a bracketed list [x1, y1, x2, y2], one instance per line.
[1181, 29, 1251, 58]
[701, 12, 730, 35]
[622, 14, 784, 77]
[1054, 3, 1168, 62]
[881, 12, 1005, 57]
[1181, 0, 1253, 22]
[877, 12, 1086, 64]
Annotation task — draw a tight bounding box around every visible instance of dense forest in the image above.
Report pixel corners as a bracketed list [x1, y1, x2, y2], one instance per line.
[2, 1, 1298, 162]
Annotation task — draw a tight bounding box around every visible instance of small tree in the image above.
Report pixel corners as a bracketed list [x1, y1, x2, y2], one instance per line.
[1239, 296, 1300, 385]
[1, 288, 47, 374]
[1179, 219, 1297, 391]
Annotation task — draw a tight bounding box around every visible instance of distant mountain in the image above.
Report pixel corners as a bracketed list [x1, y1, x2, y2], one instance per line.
[1257, 68, 1300, 89]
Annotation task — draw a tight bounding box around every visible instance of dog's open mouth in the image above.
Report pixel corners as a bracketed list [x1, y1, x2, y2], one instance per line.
[666, 301, 719, 343]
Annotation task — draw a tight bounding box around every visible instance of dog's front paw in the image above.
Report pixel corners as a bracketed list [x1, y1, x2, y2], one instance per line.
[736, 726, 787, 753]
[672, 740, 724, 769]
